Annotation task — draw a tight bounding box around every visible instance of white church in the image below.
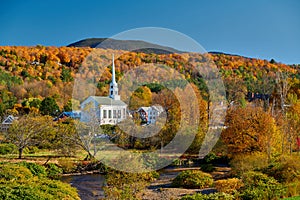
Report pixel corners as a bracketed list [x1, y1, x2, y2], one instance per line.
[80, 55, 127, 125]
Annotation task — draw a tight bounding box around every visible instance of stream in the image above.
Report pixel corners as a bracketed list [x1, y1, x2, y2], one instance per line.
[61, 174, 106, 200]
[60, 163, 217, 200]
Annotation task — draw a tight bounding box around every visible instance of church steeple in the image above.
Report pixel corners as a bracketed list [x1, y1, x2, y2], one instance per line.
[109, 54, 120, 100]
[111, 54, 116, 84]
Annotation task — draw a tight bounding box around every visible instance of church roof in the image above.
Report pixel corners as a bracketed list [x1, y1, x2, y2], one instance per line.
[90, 96, 127, 106]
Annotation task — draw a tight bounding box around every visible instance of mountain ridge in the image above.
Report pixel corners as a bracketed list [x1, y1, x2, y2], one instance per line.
[67, 38, 183, 54]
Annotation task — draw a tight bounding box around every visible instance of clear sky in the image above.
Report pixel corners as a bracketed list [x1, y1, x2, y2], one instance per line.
[0, 0, 299, 64]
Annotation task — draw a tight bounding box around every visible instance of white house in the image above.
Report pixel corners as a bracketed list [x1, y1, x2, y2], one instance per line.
[80, 55, 127, 125]
[1, 115, 17, 132]
[138, 105, 164, 124]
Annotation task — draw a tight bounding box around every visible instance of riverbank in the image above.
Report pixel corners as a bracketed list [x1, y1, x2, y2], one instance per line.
[138, 166, 231, 200]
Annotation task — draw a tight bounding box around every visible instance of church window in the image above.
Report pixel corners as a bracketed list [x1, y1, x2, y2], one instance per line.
[103, 110, 107, 118]
[113, 110, 116, 118]
[109, 110, 112, 118]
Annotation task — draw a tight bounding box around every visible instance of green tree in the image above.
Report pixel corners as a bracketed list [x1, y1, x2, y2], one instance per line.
[63, 99, 80, 111]
[5, 115, 55, 159]
[29, 98, 42, 109]
[0, 89, 17, 116]
[40, 97, 60, 116]
[60, 66, 73, 82]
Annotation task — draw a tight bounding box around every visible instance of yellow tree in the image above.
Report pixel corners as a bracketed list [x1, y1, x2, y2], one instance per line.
[129, 86, 152, 110]
[286, 95, 300, 154]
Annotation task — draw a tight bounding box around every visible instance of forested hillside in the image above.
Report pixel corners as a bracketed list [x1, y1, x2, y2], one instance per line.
[0, 45, 299, 117]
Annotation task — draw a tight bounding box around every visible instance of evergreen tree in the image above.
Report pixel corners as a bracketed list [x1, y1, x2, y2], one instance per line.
[60, 67, 73, 82]
[40, 97, 60, 116]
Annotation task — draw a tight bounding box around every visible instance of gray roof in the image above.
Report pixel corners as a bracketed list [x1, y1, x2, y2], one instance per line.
[152, 105, 164, 113]
[2, 115, 17, 125]
[138, 107, 151, 112]
[90, 96, 127, 106]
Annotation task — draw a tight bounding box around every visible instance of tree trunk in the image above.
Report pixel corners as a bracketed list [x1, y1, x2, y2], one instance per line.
[18, 148, 23, 159]
[84, 152, 94, 161]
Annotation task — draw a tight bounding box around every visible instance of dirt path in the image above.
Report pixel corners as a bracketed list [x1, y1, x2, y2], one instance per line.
[138, 166, 231, 200]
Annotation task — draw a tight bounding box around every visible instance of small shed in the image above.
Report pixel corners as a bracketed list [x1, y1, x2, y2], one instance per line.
[1, 115, 17, 132]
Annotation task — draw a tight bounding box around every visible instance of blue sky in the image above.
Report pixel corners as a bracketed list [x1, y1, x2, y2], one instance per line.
[0, 0, 299, 64]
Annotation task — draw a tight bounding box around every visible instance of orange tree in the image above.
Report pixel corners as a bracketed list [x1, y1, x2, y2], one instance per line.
[221, 105, 279, 157]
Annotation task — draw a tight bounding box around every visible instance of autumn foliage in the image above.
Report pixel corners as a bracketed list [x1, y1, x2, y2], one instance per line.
[1, 45, 300, 157]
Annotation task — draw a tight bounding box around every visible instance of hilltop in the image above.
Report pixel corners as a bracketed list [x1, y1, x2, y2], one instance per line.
[67, 38, 182, 54]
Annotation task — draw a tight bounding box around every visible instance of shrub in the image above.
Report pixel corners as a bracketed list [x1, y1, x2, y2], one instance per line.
[57, 158, 76, 173]
[215, 178, 243, 194]
[262, 155, 300, 183]
[240, 171, 286, 200]
[45, 163, 63, 179]
[0, 177, 80, 200]
[172, 170, 214, 189]
[0, 143, 16, 155]
[181, 192, 235, 200]
[172, 158, 182, 166]
[230, 153, 269, 176]
[285, 181, 300, 197]
[23, 146, 39, 154]
[200, 164, 215, 172]
[104, 169, 158, 200]
[19, 162, 47, 177]
[0, 162, 80, 200]
[204, 152, 218, 163]
[0, 164, 33, 181]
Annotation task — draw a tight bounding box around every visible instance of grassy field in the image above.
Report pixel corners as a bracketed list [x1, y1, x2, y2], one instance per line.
[284, 197, 300, 200]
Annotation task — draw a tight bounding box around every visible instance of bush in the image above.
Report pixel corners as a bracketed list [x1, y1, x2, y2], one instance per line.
[0, 162, 80, 200]
[200, 164, 215, 172]
[0, 143, 16, 155]
[172, 170, 214, 189]
[0, 164, 33, 181]
[23, 146, 39, 154]
[181, 192, 235, 200]
[45, 163, 63, 179]
[215, 178, 243, 194]
[230, 153, 269, 176]
[0, 177, 80, 200]
[104, 169, 159, 200]
[262, 155, 300, 184]
[19, 162, 47, 177]
[57, 158, 76, 173]
[286, 181, 300, 197]
[204, 152, 219, 163]
[240, 171, 286, 200]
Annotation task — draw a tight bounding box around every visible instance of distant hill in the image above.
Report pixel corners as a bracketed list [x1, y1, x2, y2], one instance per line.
[209, 51, 244, 57]
[67, 38, 183, 54]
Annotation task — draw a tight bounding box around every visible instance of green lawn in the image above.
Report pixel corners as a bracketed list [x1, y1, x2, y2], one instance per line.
[283, 197, 300, 200]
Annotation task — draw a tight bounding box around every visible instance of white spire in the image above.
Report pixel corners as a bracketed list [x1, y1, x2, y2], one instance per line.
[112, 54, 116, 84]
[109, 54, 120, 100]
